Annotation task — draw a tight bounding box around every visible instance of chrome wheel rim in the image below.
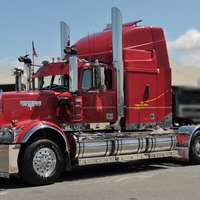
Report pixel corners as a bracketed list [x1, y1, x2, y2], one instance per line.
[194, 136, 200, 157]
[33, 147, 56, 177]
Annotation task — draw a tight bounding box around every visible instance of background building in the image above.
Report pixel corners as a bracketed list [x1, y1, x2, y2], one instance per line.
[170, 59, 200, 87]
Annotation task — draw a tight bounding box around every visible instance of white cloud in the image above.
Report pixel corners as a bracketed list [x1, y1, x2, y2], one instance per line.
[0, 55, 59, 75]
[168, 29, 200, 51]
[0, 59, 23, 74]
[167, 29, 200, 67]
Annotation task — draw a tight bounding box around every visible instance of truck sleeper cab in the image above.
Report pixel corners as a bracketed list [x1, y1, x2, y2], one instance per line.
[0, 7, 200, 186]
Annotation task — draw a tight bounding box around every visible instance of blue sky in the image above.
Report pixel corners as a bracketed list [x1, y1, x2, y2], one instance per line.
[1, 0, 200, 73]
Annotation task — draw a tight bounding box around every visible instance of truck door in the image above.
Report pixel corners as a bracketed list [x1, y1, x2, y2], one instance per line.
[80, 67, 117, 124]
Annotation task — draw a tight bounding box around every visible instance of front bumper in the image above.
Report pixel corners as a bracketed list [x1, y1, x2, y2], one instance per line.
[0, 144, 21, 178]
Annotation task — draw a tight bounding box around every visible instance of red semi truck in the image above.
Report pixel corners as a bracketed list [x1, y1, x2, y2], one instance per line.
[0, 7, 199, 185]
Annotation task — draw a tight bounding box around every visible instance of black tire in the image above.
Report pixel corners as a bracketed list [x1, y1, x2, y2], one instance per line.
[189, 130, 200, 164]
[19, 139, 64, 185]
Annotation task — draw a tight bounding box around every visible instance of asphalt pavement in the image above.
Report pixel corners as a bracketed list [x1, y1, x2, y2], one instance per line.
[0, 159, 199, 200]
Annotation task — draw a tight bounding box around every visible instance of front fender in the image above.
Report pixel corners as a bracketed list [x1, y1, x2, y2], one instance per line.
[15, 120, 69, 151]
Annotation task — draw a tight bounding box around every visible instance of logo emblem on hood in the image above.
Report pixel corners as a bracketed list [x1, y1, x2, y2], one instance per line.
[20, 101, 41, 110]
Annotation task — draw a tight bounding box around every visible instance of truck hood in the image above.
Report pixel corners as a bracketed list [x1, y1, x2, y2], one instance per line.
[0, 90, 72, 126]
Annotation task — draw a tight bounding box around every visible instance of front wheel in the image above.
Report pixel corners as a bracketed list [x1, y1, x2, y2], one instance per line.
[189, 130, 200, 164]
[19, 139, 64, 185]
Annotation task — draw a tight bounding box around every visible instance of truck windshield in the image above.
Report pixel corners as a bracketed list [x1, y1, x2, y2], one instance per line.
[38, 75, 69, 91]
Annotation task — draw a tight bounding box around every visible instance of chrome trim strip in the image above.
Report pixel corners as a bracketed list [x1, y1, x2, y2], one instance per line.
[78, 150, 178, 166]
[0, 144, 21, 175]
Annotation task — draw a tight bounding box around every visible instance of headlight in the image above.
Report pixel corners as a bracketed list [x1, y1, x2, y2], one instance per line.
[0, 126, 14, 143]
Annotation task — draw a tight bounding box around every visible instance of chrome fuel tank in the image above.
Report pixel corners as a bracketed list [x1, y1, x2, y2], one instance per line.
[77, 140, 117, 158]
[74, 132, 176, 159]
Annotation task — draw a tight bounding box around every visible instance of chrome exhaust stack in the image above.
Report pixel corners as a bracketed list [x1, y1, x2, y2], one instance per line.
[112, 7, 124, 120]
[60, 21, 78, 93]
[14, 67, 23, 91]
[60, 21, 70, 60]
[18, 55, 32, 90]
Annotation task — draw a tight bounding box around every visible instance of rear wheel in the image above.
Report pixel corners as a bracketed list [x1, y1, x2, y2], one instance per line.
[19, 139, 64, 185]
[189, 131, 200, 164]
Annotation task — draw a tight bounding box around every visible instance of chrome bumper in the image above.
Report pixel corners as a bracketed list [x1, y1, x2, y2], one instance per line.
[0, 144, 21, 178]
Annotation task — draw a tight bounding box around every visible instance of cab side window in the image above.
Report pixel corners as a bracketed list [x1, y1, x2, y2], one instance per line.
[81, 68, 113, 91]
[105, 69, 112, 90]
[82, 69, 92, 90]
